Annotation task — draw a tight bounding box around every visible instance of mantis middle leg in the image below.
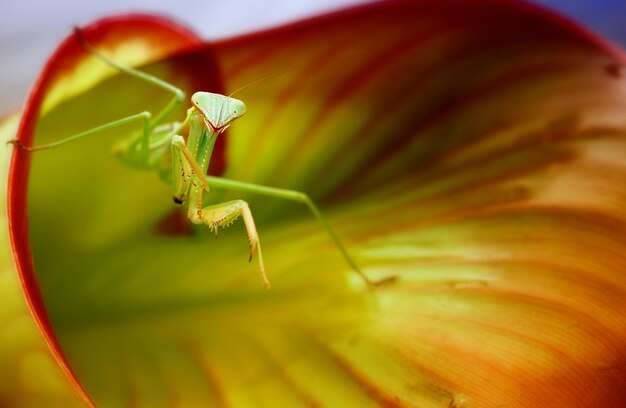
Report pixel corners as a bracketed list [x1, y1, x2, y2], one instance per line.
[172, 132, 393, 288]
[9, 111, 152, 152]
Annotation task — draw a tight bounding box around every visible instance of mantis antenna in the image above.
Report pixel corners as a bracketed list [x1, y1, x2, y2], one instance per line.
[228, 66, 301, 98]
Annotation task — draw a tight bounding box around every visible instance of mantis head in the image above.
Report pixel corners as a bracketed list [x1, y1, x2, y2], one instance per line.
[191, 91, 247, 133]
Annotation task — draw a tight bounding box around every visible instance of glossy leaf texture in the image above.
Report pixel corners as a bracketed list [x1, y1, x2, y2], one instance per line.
[9, 0, 626, 407]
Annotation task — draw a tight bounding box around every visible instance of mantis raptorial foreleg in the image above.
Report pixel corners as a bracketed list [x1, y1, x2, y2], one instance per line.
[189, 199, 268, 289]
[171, 136, 268, 286]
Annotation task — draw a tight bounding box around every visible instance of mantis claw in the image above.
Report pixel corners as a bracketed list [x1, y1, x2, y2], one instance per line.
[7, 139, 27, 150]
[365, 274, 399, 289]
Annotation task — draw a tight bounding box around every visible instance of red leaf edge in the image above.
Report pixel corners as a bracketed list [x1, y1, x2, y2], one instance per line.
[7, 14, 208, 407]
[211, 0, 626, 63]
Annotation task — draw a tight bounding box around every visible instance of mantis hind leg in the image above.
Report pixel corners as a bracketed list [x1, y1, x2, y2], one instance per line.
[73, 28, 186, 139]
[204, 176, 397, 288]
[10, 28, 186, 165]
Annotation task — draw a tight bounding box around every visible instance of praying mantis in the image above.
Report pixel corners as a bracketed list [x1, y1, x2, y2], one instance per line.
[12, 29, 394, 289]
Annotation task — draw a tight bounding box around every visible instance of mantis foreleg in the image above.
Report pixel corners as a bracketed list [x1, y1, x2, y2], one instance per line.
[190, 199, 269, 289]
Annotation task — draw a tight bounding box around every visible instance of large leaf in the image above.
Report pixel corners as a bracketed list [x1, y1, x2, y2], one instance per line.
[9, 0, 626, 407]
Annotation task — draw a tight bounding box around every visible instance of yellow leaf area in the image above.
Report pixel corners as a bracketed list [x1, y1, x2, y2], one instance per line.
[40, 20, 200, 116]
[0, 114, 82, 407]
[43, 40, 152, 114]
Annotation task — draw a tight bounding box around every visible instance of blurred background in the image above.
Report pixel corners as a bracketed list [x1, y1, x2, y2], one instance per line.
[1, 0, 625, 114]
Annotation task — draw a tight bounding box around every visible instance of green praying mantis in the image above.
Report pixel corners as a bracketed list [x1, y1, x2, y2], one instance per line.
[11, 29, 395, 289]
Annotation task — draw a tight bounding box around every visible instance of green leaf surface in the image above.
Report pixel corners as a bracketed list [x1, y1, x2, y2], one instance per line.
[0, 114, 84, 408]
